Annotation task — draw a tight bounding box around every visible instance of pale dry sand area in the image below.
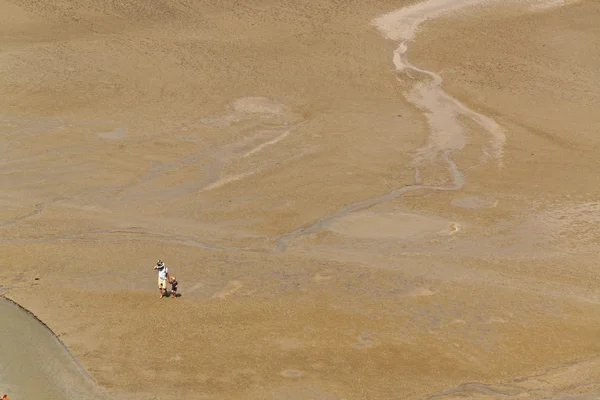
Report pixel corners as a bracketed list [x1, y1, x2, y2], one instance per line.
[1, 0, 600, 398]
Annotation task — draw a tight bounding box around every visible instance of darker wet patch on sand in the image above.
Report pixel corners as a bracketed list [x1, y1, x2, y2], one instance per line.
[280, 369, 302, 378]
[452, 196, 498, 209]
[97, 127, 126, 140]
[0, 296, 109, 400]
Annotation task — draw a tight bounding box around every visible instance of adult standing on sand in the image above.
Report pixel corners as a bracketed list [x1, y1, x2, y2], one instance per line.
[153, 260, 170, 299]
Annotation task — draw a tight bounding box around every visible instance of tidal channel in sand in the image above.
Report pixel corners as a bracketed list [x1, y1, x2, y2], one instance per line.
[0, 297, 108, 400]
[374, 0, 506, 171]
[277, 0, 503, 250]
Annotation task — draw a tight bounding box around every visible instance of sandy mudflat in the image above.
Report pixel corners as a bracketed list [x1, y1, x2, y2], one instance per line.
[1, 0, 600, 399]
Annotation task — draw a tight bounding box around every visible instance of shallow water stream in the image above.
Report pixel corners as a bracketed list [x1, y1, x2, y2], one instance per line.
[0, 297, 108, 400]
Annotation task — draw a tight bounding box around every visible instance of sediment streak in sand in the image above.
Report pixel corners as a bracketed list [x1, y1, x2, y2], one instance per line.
[276, 0, 506, 250]
[373, 0, 506, 168]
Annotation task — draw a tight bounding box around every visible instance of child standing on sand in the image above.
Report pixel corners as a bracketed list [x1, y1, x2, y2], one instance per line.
[170, 276, 178, 298]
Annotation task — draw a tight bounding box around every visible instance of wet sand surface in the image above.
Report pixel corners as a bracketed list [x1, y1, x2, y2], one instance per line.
[1, 0, 600, 399]
[0, 297, 108, 399]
